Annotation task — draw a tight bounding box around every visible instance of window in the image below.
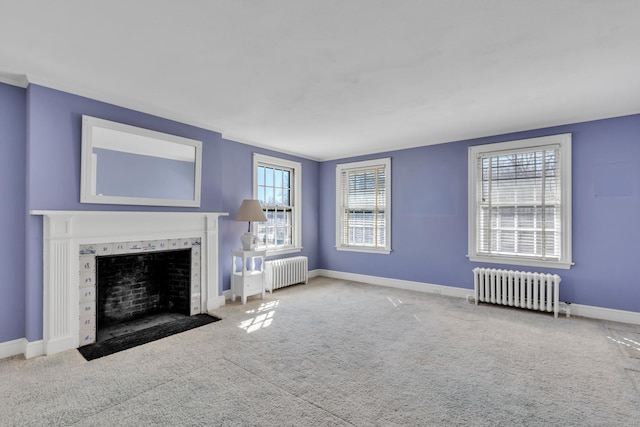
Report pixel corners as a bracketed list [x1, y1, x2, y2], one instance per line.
[468, 134, 572, 269]
[253, 153, 302, 254]
[336, 158, 391, 253]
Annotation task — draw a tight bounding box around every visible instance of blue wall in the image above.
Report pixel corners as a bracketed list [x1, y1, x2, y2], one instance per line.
[22, 84, 319, 341]
[2, 80, 640, 347]
[0, 83, 26, 343]
[320, 114, 640, 313]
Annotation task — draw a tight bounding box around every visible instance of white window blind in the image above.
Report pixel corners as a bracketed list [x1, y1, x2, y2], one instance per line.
[478, 145, 560, 259]
[468, 134, 572, 269]
[336, 158, 391, 253]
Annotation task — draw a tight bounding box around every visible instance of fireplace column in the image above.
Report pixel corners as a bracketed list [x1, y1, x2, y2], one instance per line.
[42, 214, 76, 355]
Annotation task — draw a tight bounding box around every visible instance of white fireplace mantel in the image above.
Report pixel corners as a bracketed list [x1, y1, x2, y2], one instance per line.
[31, 210, 228, 356]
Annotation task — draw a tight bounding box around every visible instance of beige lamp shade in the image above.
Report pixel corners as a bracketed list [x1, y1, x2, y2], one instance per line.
[235, 199, 267, 250]
[235, 199, 267, 223]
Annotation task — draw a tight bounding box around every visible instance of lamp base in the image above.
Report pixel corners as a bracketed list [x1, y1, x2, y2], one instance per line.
[240, 232, 258, 251]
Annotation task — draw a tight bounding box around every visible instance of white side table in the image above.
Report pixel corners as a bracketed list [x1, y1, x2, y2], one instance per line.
[231, 249, 266, 304]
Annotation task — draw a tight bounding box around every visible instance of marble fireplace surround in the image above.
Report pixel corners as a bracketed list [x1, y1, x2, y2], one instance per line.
[31, 210, 228, 356]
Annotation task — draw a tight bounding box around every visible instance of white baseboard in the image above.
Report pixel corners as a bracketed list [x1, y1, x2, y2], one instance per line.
[315, 269, 471, 299]
[315, 269, 640, 326]
[568, 303, 640, 326]
[207, 294, 226, 311]
[217, 269, 321, 304]
[25, 340, 44, 359]
[0, 338, 26, 360]
[0, 338, 44, 360]
[308, 269, 322, 279]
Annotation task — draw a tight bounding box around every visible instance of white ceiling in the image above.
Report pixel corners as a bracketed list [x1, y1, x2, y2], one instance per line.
[2, 1, 640, 161]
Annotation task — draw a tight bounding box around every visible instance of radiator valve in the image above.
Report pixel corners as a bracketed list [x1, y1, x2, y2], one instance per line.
[559, 301, 571, 318]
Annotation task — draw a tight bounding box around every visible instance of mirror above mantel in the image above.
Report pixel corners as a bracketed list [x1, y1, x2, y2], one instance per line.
[80, 115, 202, 207]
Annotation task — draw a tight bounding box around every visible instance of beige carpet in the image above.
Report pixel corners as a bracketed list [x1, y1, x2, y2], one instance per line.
[2, 276, 640, 426]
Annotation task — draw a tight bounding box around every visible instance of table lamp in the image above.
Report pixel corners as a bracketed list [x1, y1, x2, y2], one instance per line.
[234, 199, 267, 250]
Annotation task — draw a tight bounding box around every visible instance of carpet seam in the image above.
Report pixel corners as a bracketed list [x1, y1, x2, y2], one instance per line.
[222, 355, 357, 426]
[65, 374, 185, 426]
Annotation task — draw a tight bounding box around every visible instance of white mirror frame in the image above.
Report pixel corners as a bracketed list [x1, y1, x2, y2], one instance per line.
[80, 115, 202, 207]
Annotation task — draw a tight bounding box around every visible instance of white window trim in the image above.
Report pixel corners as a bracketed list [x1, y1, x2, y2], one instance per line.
[468, 134, 573, 269]
[253, 153, 302, 256]
[335, 157, 392, 254]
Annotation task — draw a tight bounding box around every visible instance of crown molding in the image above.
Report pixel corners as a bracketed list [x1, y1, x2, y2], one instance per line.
[0, 71, 29, 88]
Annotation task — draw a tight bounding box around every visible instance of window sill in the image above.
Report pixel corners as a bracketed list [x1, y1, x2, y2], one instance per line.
[336, 246, 391, 255]
[263, 247, 302, 257]
[468, 255, 573, 270]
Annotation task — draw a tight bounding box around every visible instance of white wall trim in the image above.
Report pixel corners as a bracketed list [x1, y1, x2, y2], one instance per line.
[315, 269, 471, 299]
[253, 153, 303, 253]
[308, 269, 322, 279]
[18, 74, 323, 161]
[208, 294, 227, 311]
[25, 340, 44, 359]
[219, 269, 321, 301]
[0, 72, 29, 88]
[316, 270, 640, 326]
[468, 134, 573, 270]
[568, 303, 640, 326]
[0, 338, 44, 360]
[0, 338, 26, 360]
[335, 158, 392, 254]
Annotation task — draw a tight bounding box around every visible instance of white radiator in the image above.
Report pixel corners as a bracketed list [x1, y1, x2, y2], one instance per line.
[473, 267, 561, 318]
[265, 256, 308, 292]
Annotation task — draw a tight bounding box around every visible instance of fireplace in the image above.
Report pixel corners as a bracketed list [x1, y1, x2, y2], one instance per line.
[79, 238, 201, 346]
[97, 250, 192, 326]
[31, 210, 227, 356]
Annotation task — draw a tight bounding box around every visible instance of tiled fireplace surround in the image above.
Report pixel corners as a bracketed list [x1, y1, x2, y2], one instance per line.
[78, 237, 201, 347]
[32, 211, 227, 356]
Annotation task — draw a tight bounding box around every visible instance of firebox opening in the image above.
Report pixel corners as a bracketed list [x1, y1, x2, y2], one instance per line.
[96, 249, 192, 342]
